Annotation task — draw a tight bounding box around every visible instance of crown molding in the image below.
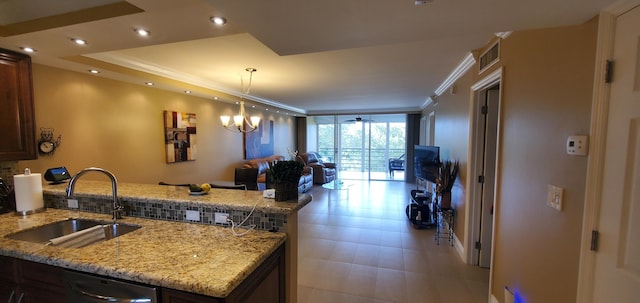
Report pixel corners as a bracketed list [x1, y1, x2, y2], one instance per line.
[604, 0, 640, 15]
[433, 52, 476, 97]
[495, 31, 512, 39]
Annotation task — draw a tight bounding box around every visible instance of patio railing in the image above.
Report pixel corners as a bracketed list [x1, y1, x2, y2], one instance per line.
[316, 147, 405, 173]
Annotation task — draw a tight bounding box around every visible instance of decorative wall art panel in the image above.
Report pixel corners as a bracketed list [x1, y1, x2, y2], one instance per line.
[164, 111, 197, 163]
[244, 120, 274, 159]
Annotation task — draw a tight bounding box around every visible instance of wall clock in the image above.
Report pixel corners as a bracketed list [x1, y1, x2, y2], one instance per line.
[38, 128, 62, 156]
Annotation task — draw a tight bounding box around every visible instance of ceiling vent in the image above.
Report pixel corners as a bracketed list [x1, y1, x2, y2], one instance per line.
[479, 41, 500, 74]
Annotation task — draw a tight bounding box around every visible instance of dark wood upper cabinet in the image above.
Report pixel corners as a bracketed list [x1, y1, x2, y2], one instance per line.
[0, 48, 36, 160]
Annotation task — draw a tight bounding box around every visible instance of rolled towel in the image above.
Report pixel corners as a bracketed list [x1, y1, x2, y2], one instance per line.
[48, 225, 106, 248]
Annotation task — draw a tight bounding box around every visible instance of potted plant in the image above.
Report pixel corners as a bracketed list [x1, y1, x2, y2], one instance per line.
[436, 160, 459, 209]
[268, 160, 304, 201]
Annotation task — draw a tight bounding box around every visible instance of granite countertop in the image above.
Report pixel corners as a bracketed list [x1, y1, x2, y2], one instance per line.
[44, 180, 312, 214]
[0, 209, 287, 298]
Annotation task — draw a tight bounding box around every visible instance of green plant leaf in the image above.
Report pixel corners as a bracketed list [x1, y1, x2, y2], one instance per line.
[268, 160, 304, 183]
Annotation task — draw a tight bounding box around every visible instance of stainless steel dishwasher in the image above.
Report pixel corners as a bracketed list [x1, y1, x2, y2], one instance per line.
[63, 270, 158, 303]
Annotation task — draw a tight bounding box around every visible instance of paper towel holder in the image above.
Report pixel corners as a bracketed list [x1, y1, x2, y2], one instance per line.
[14, 168, 46, 216]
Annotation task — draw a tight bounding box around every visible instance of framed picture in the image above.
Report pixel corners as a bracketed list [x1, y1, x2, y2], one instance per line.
[164, 111, 197, 163]
[244, 119, 274, 159]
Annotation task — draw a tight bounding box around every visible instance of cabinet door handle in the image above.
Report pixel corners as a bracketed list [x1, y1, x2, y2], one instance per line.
[68, 282, 152, 303]
[7, 290, 14, 303]
[15, 293, 23, 303]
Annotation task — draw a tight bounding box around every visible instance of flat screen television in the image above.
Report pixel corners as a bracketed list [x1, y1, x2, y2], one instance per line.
[414, 145, 440, 183]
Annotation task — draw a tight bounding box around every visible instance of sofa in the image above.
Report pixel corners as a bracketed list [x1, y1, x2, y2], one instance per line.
[297, 152, 337, 184]
[234, 155, 313, 193]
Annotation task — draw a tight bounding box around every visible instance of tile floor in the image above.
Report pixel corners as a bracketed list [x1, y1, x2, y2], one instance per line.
[297, 180, 489, 303]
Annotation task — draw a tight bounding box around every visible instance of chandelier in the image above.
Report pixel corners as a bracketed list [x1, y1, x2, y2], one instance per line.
[220, 68, 261, 133]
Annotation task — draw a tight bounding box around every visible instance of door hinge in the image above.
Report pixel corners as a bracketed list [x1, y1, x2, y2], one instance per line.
[478, 175, 485, 183]
[475, 241, 481, 250]
[605, 60, 614, 83]
[590, 230, 599, 251]
[481, 105, 488, 115]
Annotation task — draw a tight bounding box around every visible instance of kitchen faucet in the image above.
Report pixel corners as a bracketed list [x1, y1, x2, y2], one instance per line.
[66, 167, 123, 223]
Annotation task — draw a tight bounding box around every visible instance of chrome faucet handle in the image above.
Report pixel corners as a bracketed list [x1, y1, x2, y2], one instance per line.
[113, 204, 125, 220]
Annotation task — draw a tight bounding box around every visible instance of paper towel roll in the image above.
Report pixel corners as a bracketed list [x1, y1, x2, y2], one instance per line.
[14, 170, 44, 213]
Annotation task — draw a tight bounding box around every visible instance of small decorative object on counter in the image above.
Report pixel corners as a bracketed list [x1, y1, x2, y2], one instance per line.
[189, 183, 210, 195]
[44, 167, 71, 184]
[268, 160, 303, 201]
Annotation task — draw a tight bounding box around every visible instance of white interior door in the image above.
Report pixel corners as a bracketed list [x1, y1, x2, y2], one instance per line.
[467, 68, 501, 267]
[592, 5, 640, 302]
[479, 86, 499, 268]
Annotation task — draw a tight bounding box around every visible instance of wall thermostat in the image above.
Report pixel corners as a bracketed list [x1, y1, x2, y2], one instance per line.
[567, 135, 588, 156]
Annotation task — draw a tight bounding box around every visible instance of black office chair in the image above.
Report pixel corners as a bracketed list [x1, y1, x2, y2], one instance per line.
[234, 168, 259, 190]
[210, 183, 247, 190]
[158, 181, 247, 190]
[159, 181, 188, 187]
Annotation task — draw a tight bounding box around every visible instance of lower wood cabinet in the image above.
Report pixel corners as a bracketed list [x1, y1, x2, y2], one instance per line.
[0, 256, 17, 302]
[0, 256, 66, 303]
[162, 289, 223, 303]
[19, 259, 66, 303]
[0, 243, 285, 303]
[162, 244, 285, 303]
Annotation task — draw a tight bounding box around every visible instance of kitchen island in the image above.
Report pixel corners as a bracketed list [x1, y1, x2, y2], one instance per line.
[42, 181, 312, 218]
[0, 209, 286, 302]
[2, 181, 312, 302]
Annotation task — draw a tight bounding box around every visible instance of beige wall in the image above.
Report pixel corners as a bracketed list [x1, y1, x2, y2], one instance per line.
[15, 64, 295, 184]
[423, 70, 474, 242]
[426, 17, 598, 303]
[490, 19, 596, 303]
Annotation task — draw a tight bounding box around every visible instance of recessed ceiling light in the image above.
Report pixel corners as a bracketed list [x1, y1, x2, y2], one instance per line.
[20, 47, 36, 53]
[135, 28, 151, 37]
[89, 69, 100, 74]
[213, 96, 219, 100]
[72, 38, 88, 45]
[210, 16, 227, 25]
[145, 82, 154, 86]
[184, 90, 191, 94]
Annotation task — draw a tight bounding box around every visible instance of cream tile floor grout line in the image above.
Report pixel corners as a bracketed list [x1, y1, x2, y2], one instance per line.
[297, 180, 489, 303]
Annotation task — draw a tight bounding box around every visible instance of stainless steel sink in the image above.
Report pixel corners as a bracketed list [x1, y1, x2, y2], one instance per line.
[5, 218, 141, 246]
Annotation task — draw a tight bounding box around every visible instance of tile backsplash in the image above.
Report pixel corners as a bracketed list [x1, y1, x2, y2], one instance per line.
[0, 161, 19, 186]
[44, 195, 287, 232]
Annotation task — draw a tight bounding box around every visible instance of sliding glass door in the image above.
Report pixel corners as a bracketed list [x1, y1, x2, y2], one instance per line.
[310, 114, 406, 181]
[317, 117, 337, 163]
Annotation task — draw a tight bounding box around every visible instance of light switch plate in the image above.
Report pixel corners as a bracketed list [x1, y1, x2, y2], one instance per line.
[547, 185, 563, 211]
[67, 199, 78, 209]
[214, 212, 229, 224]
[186, 210, 200, 221]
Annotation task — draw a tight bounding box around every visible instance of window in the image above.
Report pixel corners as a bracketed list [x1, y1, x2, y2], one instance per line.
[310, 114, 406, 181]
